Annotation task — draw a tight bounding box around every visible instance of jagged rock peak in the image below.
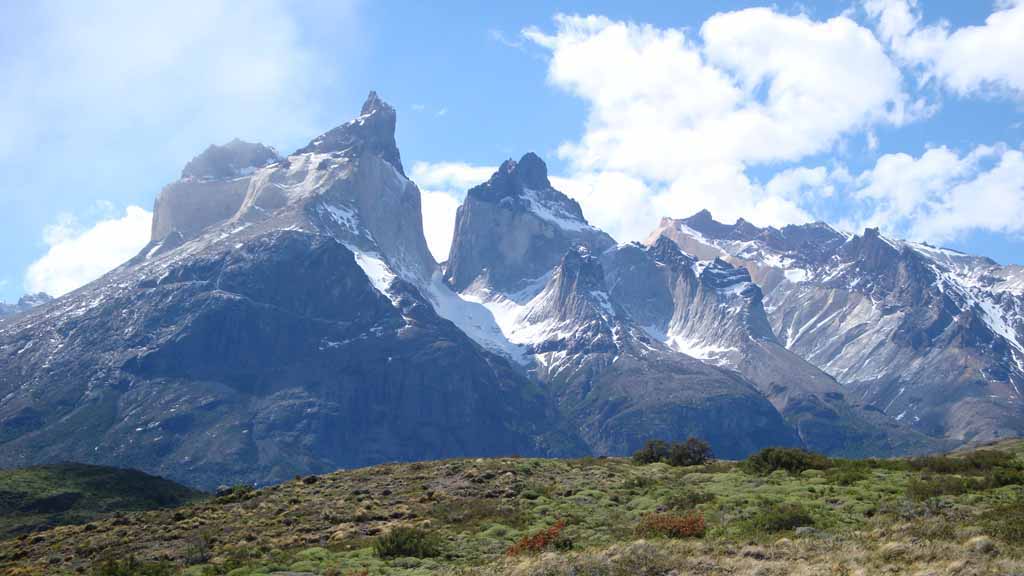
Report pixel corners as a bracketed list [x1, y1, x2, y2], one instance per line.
[361, 90, 392, 116]
[180, 139, 280, 181]
[524, 246, 614, 327]
[700, 257, 753, 287]
[18, 293, 53, 307]
[689, 209, 714, 223]
[0, 292, 52, 319]
[513, 152, 550, 189]
[296, 90, 405, 176]
[470, 153, 562, 203]
[648, 235, 695, 267]
[559, 246, 605, 288]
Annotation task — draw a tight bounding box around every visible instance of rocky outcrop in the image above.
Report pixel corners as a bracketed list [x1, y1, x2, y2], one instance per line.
[295, 91, 405, 176]
[150, 139, 280, 243]
[0, 293, 52, 321]
[445, 154, 614, 293]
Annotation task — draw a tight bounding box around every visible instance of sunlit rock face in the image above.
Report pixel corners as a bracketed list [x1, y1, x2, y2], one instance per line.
[444, 153, 615, 294]
[151, 139, 280, 243]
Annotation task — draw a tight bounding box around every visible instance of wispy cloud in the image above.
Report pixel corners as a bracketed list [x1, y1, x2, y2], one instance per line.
[0, 1, 355, 162]
[489, 29, 525, 49]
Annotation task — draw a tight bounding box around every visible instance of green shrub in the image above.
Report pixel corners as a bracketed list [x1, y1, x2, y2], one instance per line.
[748, 503, 815, 533]
[742, 448, 832, 475]
[668, 438, 714, 467]
[906, 475, 979, 500]
[632, 440, 670, 465]
[981, 502, 1024, 544]
[374, 526, 442, 559]
[908, 450, 1020, 475]
[184, 530, 213, 565]
[990, 466, 1024, 487]
[632, 438, 714, 467]
[90, 557, 175, 576]
[215, 484, 256, 503]
[825, 460, 871, 485]
[431, 498, 526, 530]
[665, 489, 714, 512]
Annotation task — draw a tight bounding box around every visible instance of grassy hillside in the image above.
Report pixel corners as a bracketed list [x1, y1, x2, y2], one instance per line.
[0, 463, 204, 541]
[0, 441, 1022, 575]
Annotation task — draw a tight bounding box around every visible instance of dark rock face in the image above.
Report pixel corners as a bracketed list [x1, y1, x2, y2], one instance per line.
[0, 228, 575, 490]
[651, 211, 1024, 444]
[444, 154, 614, 293]
[0, 294, 52, 321]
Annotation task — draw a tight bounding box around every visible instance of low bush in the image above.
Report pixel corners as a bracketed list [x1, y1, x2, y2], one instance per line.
[632, 438, 714, 467]
[506, 520, 572, 556]
[906, 475, 980, 500]
[90, 557, 175, 576]
[431, 498, 526, 530]
[908, 450, 1020, 475]
[632, 440, 670, 465]
[665, 489, 714, 512]
[214, 484, 256, 503]
[635, 512, 706, 539]
[825, 460, 872, 485]
[183, 530, 213, 565]
[748, 503, 815, 533]
[374, 526, 442, 559]
[982, 502, 1024, 544]
[989, 466, 1024, 487]
[742, 447, 832, 475]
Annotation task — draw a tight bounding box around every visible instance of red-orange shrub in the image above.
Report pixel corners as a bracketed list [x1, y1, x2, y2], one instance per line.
[635, 512, 706, 538]
[506, 520, 568, 556]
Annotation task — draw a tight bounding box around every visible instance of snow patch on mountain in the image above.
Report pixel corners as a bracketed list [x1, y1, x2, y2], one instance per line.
[423, 272, 526, 362]
[521, 188, 594, 233]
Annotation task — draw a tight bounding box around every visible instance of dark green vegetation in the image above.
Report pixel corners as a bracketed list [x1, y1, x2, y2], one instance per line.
[374, 527, 442, 560]
[0, 439, 1022, 575]
[631, 438, 714, 467]
[0, 463, 203, 540]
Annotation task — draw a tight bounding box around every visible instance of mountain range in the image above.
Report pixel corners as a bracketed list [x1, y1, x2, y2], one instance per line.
[1, 92, 1019, 488]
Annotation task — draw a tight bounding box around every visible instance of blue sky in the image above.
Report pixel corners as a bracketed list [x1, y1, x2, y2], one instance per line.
[1, 0, 1023, 302]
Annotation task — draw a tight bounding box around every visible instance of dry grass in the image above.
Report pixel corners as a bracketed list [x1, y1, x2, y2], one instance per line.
[0, 441, 1021, 575]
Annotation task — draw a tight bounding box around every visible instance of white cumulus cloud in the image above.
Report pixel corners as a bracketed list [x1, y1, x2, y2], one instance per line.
[411, 161, 497, 261]
[25, 206, 152, 297]
[518, 10, 913, 240]
[849, 144, 1024, 242]
[865, 0, 1024, 97]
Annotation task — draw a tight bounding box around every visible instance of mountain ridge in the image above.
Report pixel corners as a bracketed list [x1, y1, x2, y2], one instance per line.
[650, 210, 1024, 444]
[0, 93, 1009, 491]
